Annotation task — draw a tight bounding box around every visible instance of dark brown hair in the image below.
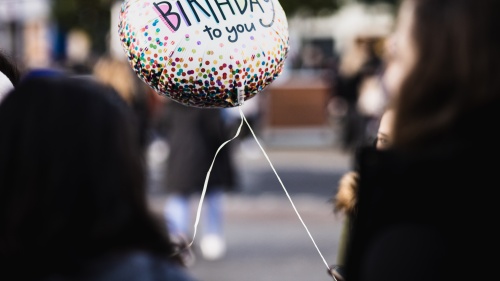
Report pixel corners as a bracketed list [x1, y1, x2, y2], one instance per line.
[392, 0, 500, 150]
[0, 74, 183, 279]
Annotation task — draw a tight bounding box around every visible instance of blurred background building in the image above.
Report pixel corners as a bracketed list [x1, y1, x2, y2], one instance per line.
[0, 0, 52, 69]
[0, 0, 397, 147]
[261, 1, 395, 148]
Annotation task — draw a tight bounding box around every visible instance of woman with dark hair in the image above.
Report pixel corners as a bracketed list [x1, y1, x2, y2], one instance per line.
[343, 0, 500, 280]
[0, 74, 199, 281]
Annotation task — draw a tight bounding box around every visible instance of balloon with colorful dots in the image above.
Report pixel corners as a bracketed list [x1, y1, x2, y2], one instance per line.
[118, 0, 289, 108]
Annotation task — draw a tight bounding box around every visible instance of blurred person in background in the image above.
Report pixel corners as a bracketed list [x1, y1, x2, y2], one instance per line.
[344, 0, 500, 280]
[0, 74, 199, 281]
[0, 51, 22, 103]
[329, 107, 395, 281]
[332, 35, 385, 152]
[92, 56, 155, 153]
[63, 29, 94, 75]
[160, 101, 238, 262]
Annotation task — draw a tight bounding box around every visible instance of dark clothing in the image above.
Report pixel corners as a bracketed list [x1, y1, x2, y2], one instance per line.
[131, 92, 153, 152]
[162, 101, 237, 195]
[344, 100, 500, 281]
[43, 252, 199, 281]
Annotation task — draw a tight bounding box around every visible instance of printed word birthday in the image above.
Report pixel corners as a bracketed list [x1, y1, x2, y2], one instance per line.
[153, 0, 275, 37]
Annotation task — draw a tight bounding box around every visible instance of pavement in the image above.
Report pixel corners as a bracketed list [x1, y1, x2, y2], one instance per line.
[146, 128, 353, 281]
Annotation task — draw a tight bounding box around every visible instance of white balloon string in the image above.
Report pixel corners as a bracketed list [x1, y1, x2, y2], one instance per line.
[238, 107, 331, 270]
[187, 110, 244, 248]
[185, 106, 330, 272]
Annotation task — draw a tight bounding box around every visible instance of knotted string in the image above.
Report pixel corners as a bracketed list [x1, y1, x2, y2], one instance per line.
[186, 106, 331, 273]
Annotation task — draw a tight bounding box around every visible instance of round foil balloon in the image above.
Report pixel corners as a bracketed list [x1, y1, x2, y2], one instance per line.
[118, 0, 289, 108]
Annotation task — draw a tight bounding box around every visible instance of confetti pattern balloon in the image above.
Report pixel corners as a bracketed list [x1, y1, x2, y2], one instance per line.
[118, 0, 289, 108]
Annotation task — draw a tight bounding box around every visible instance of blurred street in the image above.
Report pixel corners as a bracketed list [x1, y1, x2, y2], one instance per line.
[147, 133, 353, 281]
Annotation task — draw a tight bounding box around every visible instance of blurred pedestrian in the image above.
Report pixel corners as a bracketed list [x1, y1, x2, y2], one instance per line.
[160, 101, 238, 262]
[92, 55, 154, 153]
[0, 51, 21, 103]
[0, 74, 199, 281]
[333, 36, 385, 152]
[329, 107, 394, 281]
[344, 0, 500, 280]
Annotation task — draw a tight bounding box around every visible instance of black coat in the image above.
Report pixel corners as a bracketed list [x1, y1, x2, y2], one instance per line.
[161, 101, 237, 195]
[42, 252, 199, 281]
[344, 100, 500, 281]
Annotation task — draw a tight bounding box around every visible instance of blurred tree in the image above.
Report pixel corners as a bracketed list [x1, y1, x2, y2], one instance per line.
[358, 0, 399, 5]
[279, 0, 399, 16]
[279, 0, 340, 16]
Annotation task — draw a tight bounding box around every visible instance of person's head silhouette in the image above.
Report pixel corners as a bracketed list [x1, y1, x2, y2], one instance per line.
[0, 74, 188, 280]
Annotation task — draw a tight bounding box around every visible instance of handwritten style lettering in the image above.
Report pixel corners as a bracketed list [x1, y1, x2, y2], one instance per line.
[154, 0, 270, 29]
[226, 23, 256, 42]
[154, 2, 181, 32]
[259, 0, 274, 27]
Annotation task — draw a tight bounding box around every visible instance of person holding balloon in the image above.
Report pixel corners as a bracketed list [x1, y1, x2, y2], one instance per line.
[343, 0, 500, 280]
[329, 106, 394, 281]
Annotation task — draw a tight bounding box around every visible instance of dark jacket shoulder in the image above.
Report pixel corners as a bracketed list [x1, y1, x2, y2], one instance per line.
[345, 100, 500, 281]
[45, 252, 199, 281]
